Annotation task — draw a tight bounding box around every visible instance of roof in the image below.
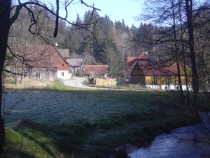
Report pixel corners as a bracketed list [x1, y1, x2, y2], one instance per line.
[66, 59, 83, 67]
[130, 60, 188, 76]
[82, 65, 108, 76]
[56, 48, 69, 59]
[129, 52, 189, 76]
[127, 52, 148, 66]
[17, 45, 70, 70]
[127, 57, 136, 66]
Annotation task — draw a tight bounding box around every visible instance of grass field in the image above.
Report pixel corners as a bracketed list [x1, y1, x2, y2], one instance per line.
[3, 84, 199, 157]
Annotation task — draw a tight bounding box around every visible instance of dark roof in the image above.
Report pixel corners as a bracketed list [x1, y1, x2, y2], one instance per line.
[66, 59, 83, 67]
[56, 48, 69, 59]
[82, 65, 108, 76]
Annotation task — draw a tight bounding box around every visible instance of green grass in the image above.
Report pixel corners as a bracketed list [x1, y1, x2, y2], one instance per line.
[115, 83, 147, 90]
[5, 127, 62, 158]
[44, 80, 85, 91]
[4, 90, 201, 158]
[5, 78, 17, 84]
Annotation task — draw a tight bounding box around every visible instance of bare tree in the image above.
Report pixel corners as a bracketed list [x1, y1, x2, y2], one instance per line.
[0, 0, 99, 155]
[139, 0, 208, 111]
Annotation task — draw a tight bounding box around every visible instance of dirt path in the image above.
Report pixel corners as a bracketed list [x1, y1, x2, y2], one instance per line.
[62, 77, 155, 92]
[62, 77, 97, 89]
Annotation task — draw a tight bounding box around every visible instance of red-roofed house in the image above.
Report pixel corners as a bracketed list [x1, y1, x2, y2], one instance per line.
[82, 65, 108, 77]
[16, 45, 72, 80]
[127, 52, 191, 90]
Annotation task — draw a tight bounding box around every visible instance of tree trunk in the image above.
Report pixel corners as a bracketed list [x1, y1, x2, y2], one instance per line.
[171, 0, 183, 98]
[185, 0, 199, 93]
[185, 0, 200, 118]
[176, 62, 183, 94]
[183, 57, 191, 106]
[0, 0, 12, 155]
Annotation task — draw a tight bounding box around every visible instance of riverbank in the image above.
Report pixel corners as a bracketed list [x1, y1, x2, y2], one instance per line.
[129, 113, 210, 158]
[2, 89, 202, 158]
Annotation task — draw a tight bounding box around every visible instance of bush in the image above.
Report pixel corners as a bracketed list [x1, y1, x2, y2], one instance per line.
[5, 78, 17, 84]
[76, 69, 82, 76]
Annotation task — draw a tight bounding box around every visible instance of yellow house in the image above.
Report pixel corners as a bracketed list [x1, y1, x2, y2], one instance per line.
[128, 52, 191, 90]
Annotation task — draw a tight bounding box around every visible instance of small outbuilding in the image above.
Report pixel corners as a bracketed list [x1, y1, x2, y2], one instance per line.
[66, 59, 83, 76]
[82, 65, 108, 77]
[89, 77, 116, 87]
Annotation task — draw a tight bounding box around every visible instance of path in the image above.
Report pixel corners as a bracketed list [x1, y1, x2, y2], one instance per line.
[62, 77, 155, 91]
[62, 77, 96, 89]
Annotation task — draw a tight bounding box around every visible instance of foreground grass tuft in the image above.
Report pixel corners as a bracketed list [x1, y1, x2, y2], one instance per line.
[4, 120, 64, 158]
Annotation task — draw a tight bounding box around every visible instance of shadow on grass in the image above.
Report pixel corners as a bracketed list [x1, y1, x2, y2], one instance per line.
[5, 90, 203, 157]
[3, 149, 35, 158]
[12, 119, 95, 157]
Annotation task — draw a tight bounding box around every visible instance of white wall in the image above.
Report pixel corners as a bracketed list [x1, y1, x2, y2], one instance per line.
[57, 70, 72, 80]
[146, 85, 160, 89]
[160, 85, 192, 91]
[146, 84, 192, 91]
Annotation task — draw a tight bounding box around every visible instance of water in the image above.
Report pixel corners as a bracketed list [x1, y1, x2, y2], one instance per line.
[129, 113, 210, 158]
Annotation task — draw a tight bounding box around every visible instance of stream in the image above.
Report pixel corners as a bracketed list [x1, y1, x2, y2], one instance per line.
[129, 113, 210, 158]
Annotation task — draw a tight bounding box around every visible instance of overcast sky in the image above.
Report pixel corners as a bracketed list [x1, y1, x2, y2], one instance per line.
[63, 0, 144, 27]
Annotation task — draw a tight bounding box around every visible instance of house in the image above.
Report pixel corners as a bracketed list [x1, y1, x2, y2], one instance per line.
[82, 65, 108, 77]
[127, 52, 191, 90]
[16, 45, 72, 80]
[66, 59, 83, 76]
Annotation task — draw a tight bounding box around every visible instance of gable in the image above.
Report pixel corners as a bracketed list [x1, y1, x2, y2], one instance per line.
[130, 63, 144, 76]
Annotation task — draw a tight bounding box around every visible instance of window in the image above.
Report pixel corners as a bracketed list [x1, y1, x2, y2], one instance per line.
[153, 75, 157, 85]
[61, 72, 64, 76]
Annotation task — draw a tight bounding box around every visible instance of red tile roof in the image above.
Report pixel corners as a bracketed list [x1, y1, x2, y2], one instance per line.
[82, 65, 108, 76]
[129, 52, 189, 76]
[127, 52, 149, 66]
[127, 57, 136, 66]
[131, 61, 188, 76]
[17, 45, 70, 71]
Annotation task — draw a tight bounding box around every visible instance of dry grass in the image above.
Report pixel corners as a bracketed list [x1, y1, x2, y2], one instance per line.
[4, 79, 54, 89]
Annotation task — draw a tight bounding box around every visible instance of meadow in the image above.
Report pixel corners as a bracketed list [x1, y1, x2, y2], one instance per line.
[3, 85, 198, 157]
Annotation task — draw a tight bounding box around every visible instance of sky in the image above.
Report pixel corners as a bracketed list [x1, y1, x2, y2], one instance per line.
[63, 0, 144, 27]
